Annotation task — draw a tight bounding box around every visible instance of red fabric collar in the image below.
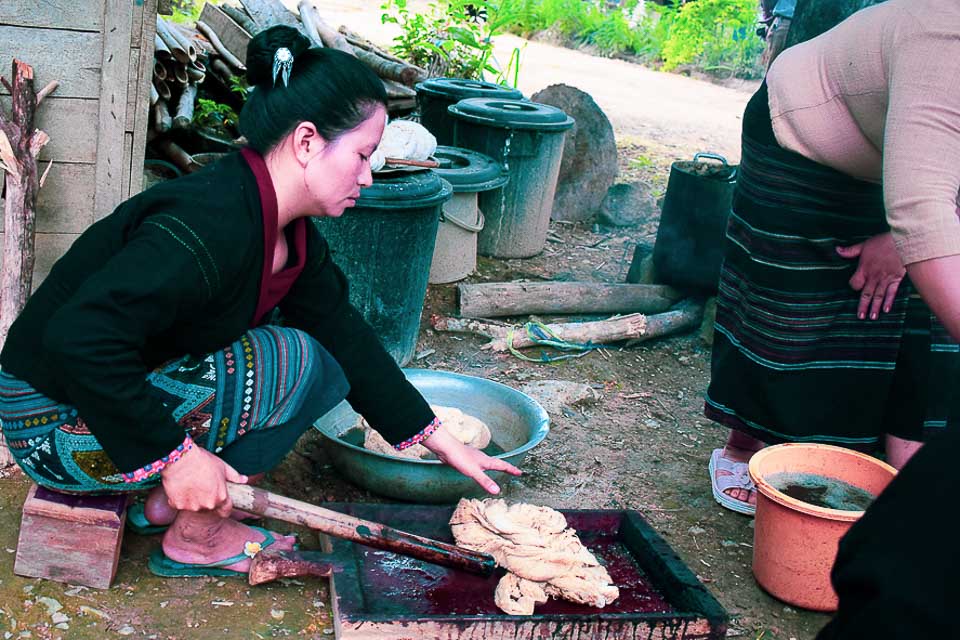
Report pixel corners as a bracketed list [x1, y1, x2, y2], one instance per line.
[241, 147, 307, 326]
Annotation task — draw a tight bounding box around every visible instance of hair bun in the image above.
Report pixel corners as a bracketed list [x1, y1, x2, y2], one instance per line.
[245, 25, 312, 87]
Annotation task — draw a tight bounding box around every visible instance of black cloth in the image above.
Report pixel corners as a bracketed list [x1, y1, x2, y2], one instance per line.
[817, 426, 960, 639]
[706, 82, 960, 451]
[0, 152, 434, 472]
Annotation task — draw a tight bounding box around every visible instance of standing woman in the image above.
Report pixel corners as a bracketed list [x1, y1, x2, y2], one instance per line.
[0, 26, 519, 576]
[705, 0, 960, 514]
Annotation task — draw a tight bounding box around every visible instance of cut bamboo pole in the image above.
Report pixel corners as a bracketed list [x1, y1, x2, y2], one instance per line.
[196, 20, 246, 71]
[172, 83, 197, 129]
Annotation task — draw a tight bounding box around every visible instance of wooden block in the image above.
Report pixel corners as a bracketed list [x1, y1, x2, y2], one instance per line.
[199, 3, 252, 65]
[14, 485, 127, 589]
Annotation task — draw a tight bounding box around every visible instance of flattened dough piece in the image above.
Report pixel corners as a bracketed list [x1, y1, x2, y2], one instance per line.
[450, 498, 620, 615]
[360, 405, 492, 459]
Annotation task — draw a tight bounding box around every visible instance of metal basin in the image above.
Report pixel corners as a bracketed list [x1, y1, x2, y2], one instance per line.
[313, 369, 549, 503]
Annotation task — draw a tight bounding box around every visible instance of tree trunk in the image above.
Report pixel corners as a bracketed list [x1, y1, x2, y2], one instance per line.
[457, 282, 683, 318]
[786, 0, 888, 47]
[0, 59, 51, 468]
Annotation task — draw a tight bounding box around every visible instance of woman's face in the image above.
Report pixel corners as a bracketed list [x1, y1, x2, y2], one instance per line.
[303, 104, 386, 218]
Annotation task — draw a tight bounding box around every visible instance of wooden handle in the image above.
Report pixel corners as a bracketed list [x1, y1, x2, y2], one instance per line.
[227, 484, 496, 576]
[384, 157, 439, 168]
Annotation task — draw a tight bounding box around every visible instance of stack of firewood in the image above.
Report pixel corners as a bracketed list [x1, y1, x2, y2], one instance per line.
[200, 0, 428, 114]
[150, 15, 244, 173]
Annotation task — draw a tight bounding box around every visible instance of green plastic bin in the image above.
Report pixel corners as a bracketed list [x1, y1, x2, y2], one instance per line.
[449, 98, 574, 258]
[313, 170, 452, 366]
[415, 78, 523, 146]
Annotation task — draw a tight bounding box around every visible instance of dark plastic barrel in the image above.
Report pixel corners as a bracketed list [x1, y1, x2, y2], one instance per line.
[313, 171, 453, 366]
[415, 78, 523, 146]
[450, 98, 574, 258]
[652, 153, 738, 293]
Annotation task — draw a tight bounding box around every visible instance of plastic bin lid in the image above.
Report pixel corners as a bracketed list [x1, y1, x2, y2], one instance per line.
[355, 170, 453, 210]
[432, 146, 509, 193]
[415, 78, 523, 101]
[448, 98, 575, 131]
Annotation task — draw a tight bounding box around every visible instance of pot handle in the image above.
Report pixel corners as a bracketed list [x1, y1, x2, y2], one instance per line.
[440, 207, 485, 233]
[693, 152, 738, 181]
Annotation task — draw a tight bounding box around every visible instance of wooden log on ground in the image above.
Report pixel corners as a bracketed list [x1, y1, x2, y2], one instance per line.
[295, 1, 325, 49]
[432, 301, 703, 352]
[457, 282, 683, 318]
[0, 59, 54, 467]
[196, 19, 246, 72]
[298, 1, 354, 55]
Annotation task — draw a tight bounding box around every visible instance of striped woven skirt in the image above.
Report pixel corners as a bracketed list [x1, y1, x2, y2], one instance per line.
[705, 83, 960, 449]
[0, 326, 349, 493]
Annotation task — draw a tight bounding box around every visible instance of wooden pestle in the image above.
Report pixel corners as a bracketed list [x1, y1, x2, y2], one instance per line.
[227, 483, 496, 576]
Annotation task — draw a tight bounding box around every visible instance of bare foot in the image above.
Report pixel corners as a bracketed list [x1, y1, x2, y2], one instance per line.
[161, 510, 297, 573]
[144, 485, 259, 527]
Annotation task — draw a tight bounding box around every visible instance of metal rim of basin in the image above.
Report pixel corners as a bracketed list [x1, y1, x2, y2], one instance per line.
[314, 369, 550, 464]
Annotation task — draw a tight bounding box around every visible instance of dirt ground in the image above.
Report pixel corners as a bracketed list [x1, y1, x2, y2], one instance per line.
[0, 6, 832, 640]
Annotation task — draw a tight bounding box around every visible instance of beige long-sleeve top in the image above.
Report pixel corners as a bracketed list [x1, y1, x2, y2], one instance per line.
[767, 0, 960, 265]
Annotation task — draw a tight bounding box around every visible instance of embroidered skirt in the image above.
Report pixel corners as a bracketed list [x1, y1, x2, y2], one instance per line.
[705, 83, 960, 449]
[0, 326, 349, 493]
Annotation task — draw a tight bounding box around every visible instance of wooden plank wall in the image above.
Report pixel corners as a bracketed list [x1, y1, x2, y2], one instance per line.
[0, 0, 157, 284]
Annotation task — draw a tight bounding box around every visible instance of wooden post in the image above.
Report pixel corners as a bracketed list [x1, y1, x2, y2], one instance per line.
[0, 59, 53, 468]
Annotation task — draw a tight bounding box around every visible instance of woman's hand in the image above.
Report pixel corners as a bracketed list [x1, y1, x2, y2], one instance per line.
[421, 426, 522, 495]
[160, 446, 247, 517]
[836, 232, 905, 320]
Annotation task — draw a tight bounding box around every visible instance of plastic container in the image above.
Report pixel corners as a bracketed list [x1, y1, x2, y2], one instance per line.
[652, 153, 737, 293]
[748, 443, 897, 611]
[314, 369, 549, 503]
[313, 170, 452, 366]
[450, 98, 574, 258]
[415, 78, 523, 146]
[428, 146, 509, 283]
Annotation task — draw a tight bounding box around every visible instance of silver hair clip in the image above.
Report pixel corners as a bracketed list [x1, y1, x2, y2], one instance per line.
[272, 47, 294, 87]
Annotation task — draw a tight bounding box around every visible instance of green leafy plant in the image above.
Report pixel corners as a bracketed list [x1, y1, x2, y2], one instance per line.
[167, 0, 205, 24]
[381, 0, 523, 86]
[192, 98, 239, 136]
[659, 0, 763, 75]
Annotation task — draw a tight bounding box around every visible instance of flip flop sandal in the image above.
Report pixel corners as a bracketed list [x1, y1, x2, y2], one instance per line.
[708, 448, 757, 516]
[126, 502, 170, 536]
[127, 502, 261, 536]
[148, 526, 281, 578]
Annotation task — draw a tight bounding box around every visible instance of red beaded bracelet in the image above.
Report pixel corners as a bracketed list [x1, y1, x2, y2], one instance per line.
[121, 434, 194, 483]
[394, 417, 441, 451]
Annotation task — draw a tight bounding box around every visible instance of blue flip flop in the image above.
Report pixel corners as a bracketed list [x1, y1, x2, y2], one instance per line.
[148, 526, 279, 578]
[126, 502, 169, 536]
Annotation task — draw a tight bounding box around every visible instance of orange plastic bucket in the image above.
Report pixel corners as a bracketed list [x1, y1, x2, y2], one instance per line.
[748, 443, 897, 611]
